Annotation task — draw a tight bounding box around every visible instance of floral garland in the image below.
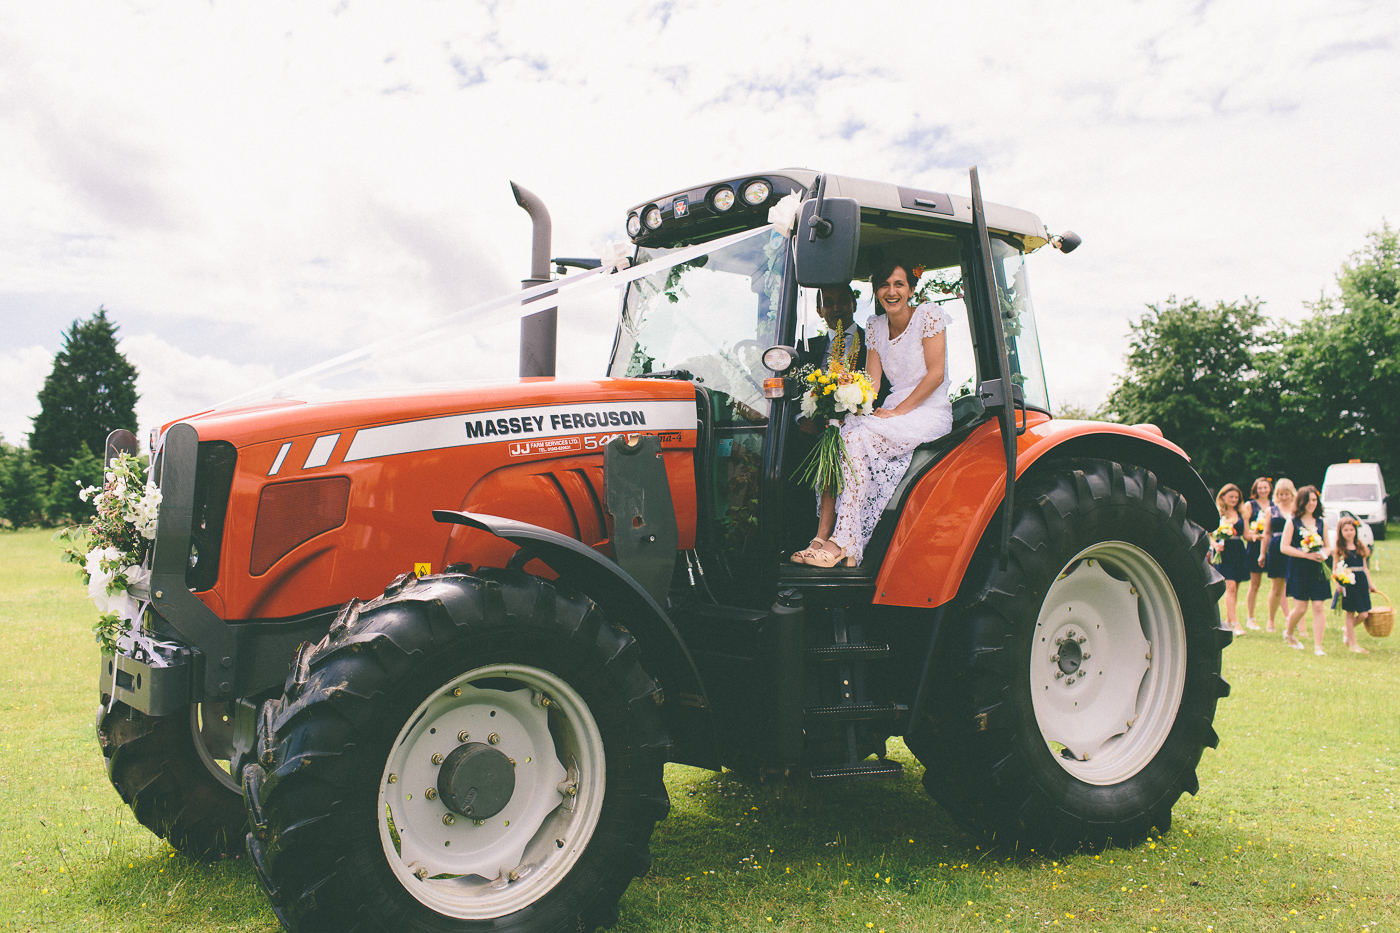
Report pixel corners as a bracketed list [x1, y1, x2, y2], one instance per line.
[58, 452, 161, 653]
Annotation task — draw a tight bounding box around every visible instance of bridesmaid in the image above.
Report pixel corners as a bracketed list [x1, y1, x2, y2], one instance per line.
[1241, 476, 1272, 630]
[1281, 485, 1331, 656]
[1262, 479, 1296, 633]
[1334, 516, 1377, 654]
[1213, 484, 1250, 636]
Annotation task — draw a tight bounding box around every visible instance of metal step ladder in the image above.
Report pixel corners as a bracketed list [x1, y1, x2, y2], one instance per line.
[804, 607, 905, 783]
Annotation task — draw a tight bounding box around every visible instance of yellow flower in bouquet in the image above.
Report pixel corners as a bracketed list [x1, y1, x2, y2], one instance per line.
[794, 365, 877, 494]
[1251, 516, 1268, 535]
[1301, 531, 1324, 553]
[1331, 566, 1356, 587]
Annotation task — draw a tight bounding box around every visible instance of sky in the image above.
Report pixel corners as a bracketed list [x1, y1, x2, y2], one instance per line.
[2, 0, 1398, 445]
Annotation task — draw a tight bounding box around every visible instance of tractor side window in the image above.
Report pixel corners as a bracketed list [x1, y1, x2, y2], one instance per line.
[611, 231, 787, 425]
[989, 239, 1050, 412]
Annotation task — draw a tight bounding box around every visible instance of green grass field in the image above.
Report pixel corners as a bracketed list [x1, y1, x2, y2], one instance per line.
[2, 527, 1397, 932]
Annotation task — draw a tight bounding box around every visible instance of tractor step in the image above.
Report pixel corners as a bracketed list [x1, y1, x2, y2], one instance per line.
[809, 759, 904, 782]
[803, 702, 907, 723]
[803, 643, 889, 661]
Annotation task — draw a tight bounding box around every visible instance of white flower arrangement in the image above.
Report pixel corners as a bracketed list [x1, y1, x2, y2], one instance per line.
[59, 452, 161, 653]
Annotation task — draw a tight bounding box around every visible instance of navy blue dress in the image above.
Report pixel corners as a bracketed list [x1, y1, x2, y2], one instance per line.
[1245, 500, 1269, 572]
[1338, 550, 1372, 613]
[1218, 514, 1252, 582]
[1285, 519, 1331, 602]
[1264, 504, 1289, 579]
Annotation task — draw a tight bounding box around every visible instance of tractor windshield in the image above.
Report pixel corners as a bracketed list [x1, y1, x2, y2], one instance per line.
[609, 230, 788, 425]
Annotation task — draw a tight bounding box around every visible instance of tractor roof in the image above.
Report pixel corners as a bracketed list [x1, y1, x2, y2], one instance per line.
[626, 168, 1049, 252]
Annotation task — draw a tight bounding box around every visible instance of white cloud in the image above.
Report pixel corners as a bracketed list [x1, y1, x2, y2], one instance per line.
[121, 334, 277, 442]
[0, 346, 52, 445]
[0, 0, 1396, 422]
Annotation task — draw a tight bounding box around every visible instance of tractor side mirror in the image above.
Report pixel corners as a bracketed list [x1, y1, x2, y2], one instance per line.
[793, 197, 860, 287]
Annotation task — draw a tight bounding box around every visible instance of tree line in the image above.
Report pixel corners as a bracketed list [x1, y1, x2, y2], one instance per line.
[0, 308, 138, 528]
[1075, 223, 1399, 493]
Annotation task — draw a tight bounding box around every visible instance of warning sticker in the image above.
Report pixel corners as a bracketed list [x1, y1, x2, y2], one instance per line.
[413, 562, 432, 576]
[508, 436, 584, 458]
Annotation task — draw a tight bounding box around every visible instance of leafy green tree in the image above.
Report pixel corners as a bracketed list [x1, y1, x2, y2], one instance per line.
[29, 307, 139, 471]
[46, 442, 104, 525]
[0, 438, 48, 528]
[1103, 296, 1271, 483]
[1279, 224, 1400, 483]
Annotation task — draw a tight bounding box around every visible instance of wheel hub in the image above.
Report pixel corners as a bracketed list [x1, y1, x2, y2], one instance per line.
[438, 743, 516, 819]
[1054, 635, 1084, 675]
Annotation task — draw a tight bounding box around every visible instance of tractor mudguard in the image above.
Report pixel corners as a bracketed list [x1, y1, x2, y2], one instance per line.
[875, 413, 1212, 608]
[432, 509, 719, 769]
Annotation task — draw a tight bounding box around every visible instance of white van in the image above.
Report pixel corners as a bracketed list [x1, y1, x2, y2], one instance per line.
[1321, 461, 1388, 541]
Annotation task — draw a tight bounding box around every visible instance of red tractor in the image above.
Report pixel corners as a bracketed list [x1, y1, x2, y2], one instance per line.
[97, 168, 1229, 933]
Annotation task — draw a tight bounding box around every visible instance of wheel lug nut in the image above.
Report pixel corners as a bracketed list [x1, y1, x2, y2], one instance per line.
[431, 753, 443, 765]
[452, 687, 462, 697]
[1050, 654, 1060, 663]
[458, 731, 470, 743]
[488, 733, 500, 745]
[415, 868, 428, 880]
[426, 788, 438, 800]
[1077, 636, 1086, 644]
[474, 819, 485, 826]
[1082, 653, 1091, 661]
[443, 814, 455, 825]
[1055, 671, 1065, 680]
[508, 869, 520, 882]
[387, 773, 398, 784]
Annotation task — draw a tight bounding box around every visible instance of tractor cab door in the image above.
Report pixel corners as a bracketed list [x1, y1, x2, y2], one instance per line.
[609, 228, 792, 606]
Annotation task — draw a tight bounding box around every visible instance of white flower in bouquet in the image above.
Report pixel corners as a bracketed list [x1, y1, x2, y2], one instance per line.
[833, 382, 867, 414]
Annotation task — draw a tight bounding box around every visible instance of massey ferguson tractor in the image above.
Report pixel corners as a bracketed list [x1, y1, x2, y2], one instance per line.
[96, 168, 1229, 933]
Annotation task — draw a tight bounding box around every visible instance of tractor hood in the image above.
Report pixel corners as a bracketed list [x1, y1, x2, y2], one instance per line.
[160, 378, 700, 622]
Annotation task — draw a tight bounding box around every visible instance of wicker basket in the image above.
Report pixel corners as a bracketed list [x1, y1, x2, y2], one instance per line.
[1364, 591, 1393, 638]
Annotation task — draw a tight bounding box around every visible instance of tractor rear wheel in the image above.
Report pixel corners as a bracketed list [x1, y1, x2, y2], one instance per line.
[243, 568, 670, 933]
[96, 700, 247, 858]
[909, 458, 1229, 851]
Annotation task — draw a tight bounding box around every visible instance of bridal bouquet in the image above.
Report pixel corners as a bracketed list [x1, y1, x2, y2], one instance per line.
[792, 365, 876, 494]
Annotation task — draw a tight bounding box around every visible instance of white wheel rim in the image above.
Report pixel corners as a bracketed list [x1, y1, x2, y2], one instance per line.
[1029, 542, 1187, 785]
[190, 703, 240, 793]
[377, 664, 606, 919]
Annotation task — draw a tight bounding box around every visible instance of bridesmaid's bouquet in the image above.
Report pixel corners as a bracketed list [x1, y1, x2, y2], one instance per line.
[1208, 518, 1235, 565]
[1301, 530, 1324, 553]
[793, 365, 876, 494]
[1331, 565, 1356, 588]
[1251, 515, 1268, 535]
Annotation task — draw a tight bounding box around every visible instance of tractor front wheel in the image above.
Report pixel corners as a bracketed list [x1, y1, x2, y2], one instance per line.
[909, 458, 1230, 851]
[243, 568, 670, 933]
[96, 700, 247, 858]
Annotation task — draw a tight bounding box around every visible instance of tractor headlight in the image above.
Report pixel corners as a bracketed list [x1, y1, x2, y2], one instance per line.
[626, 212, 642, 237]
[741, 179, 772, 206]
[710, 186, 736, 212]
[643, 205, 663, 230]
[762, 345, 797, 373]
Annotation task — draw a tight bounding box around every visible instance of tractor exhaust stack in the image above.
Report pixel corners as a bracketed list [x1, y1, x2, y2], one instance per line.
[512, 181, 556, 377]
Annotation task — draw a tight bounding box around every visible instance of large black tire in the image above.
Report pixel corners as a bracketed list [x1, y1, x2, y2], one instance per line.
[96, 701, 247, 858]
[243, 568, 671, 933]
[908, 458, 1230, 852]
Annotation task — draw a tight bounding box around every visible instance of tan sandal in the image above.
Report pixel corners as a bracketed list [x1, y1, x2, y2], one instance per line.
[790, 538, 827, 564]
[804, 544, 856, 568]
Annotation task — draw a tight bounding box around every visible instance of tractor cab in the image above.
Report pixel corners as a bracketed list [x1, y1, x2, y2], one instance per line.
[609, 169, 1053, 607]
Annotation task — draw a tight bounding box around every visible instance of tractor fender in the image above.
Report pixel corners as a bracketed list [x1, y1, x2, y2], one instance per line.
[874, 414, 1212, 608]
[432, 509, 719, 769]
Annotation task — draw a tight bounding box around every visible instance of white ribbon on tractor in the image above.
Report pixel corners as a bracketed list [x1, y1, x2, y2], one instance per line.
[216, 223, 779, 409]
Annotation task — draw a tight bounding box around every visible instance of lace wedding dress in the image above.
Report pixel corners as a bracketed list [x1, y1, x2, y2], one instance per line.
[828, 304, 953, 564]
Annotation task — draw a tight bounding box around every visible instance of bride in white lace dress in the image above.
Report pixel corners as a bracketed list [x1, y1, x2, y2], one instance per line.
[798, 259, 953, 567]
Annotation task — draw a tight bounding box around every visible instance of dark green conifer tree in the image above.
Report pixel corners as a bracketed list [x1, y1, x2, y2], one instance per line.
[29, 307, 140, 470]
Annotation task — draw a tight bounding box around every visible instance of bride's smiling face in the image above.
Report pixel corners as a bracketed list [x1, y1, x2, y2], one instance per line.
[877, 267, 913, 313]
